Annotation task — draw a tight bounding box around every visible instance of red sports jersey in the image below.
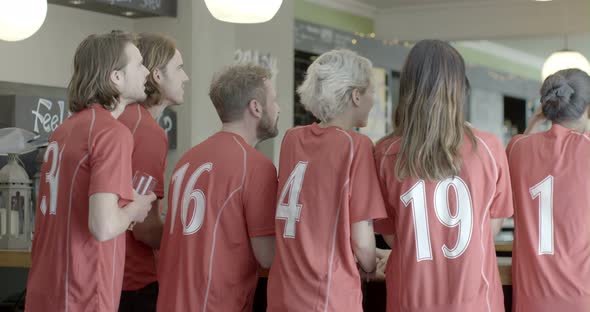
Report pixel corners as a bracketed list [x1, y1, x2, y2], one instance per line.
[267, 124, 388, 312]
[374, 128, 513, 312]
[26, 104, 134, 312]
[118, 103, 168, 291]
[507, 124, 590, 312]
[156, 131, 277, 312]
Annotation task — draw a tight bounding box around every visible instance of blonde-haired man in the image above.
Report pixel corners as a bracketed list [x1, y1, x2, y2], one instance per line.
[118, 32, 189, 312]
[26, 31, 155, 312]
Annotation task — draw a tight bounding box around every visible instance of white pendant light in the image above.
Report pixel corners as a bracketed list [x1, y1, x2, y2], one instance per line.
[204, 0, 283, 24]
[542, 36, 590, 80]
[0, 0, 47, 41]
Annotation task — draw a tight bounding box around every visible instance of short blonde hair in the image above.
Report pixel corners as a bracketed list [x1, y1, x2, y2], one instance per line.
[297, 49, 373, 122]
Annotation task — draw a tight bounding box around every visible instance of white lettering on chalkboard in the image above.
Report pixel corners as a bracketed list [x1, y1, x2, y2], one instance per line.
[31, 98, 70, 134]
[234, 49, 279, 88]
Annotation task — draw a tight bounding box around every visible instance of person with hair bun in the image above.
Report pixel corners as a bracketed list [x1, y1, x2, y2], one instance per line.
[507, 68, 590, 312]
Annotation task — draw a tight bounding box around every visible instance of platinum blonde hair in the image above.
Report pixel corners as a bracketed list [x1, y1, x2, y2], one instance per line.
[297, 49, 373, 122]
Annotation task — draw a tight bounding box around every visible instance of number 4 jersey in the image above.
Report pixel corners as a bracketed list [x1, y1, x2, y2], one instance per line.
[507, 124, 590, 312]
[267, 124, 388, 312]
[156, 131, 278, 312]
[374, 128, 513, 312]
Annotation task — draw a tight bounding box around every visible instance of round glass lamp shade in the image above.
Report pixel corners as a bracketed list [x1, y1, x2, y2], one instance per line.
[542, 50, 590, 80]
[0, 0, 47, 42]
[204, 0, 283, 24]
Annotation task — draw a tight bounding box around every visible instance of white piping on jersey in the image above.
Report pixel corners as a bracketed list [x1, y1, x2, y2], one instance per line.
[202, 136, 247, 312]
[88, 108, 96, 155]
[507, 135, 531, 161]
[65, 154, 89, 312]
[379, 137, 401, 179]
[475, 135, 498, 312]
[132, 104, 142, 135]
[65, 109, 97, 310]
[324, 129, 354, 312]
[572, 131, 590, 142]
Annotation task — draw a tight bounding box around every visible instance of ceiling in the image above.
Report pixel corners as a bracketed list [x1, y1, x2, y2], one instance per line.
[354, 0, 576, 9]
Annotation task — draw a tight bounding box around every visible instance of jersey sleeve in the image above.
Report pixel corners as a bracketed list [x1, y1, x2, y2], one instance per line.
[89, 125, 134, 206]
[132, 127, 168, 199]
[372, 143, 396, 235]
[243, 155, 278, 237]
[489, 135, 514, 218]
[349, 135, 389, 224]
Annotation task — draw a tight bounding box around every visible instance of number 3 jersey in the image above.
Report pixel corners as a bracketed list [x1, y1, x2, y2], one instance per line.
[26, 104, 135, 312]
[267, 124, 388, 312]
[156, 131, 278, 312]
[374, 128, 513, 312]
[507, 124, 590, 312]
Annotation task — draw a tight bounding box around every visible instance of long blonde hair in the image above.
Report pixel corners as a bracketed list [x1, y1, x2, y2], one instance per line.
[393, 40, 475, 181]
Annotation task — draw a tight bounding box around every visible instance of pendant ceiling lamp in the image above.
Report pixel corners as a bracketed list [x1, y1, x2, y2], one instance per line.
[0, 0, 47, 42]
[204, 0, 283, 24]
[542, 36, 590, 80]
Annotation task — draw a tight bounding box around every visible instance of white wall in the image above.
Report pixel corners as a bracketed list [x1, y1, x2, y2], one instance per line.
[0, 4, 134, 88]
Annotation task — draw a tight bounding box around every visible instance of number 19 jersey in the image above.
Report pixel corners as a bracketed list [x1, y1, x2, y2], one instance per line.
[374, 128, 513, 312]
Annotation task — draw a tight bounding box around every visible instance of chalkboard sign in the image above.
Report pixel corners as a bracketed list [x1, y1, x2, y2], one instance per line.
[96, 0, 176, 17]
[48, 0, 176, 18]
[0, 95, 177, 150]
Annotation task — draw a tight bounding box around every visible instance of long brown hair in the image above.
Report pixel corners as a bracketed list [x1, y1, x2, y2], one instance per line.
[67, 31, 136, 112]
[136, 33, 176, 108]
[393, 39, 475, 181]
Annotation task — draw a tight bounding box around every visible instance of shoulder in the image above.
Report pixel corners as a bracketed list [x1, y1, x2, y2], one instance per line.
[375, 135, 402, 158]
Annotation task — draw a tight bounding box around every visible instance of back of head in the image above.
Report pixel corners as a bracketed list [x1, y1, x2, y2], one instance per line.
[297, 49, 373, 122]
[540, 68, 590, 123]
[209, 64, 271, 122]
[68, 31, 136, 113]
[394, 39, 473, 181]
[136, 33, 177, 108]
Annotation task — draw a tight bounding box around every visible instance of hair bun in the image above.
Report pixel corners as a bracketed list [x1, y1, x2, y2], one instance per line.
[542, 82, 575, 105]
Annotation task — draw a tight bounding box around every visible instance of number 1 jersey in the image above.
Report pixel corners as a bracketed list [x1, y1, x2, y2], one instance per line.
[507, 124, 590, 312]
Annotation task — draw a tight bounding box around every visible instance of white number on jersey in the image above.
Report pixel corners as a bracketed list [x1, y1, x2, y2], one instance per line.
[276, 161, 308, 238]
[169, 162, 213, 235]
[529, 175, 554, 255]
[402, 177, 474, 262]
[40, 142, 64, 216]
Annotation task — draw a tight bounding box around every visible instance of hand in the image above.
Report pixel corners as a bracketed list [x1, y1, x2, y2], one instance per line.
[130, 191, 156, 223]
[524, 105, 547, 135]
[374, 255, 388, 281]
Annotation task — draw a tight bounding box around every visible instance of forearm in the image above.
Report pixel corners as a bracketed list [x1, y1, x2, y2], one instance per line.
[352, 220, 377, 273]
[132, 202, 163, 249]
[89, 195, 135, 241]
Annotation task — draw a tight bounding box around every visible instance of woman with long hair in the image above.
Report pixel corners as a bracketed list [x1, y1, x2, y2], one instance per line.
[374, 40, 513, 312]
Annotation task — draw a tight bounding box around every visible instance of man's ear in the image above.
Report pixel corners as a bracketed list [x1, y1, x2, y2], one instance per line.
[247, 99, 263, 119]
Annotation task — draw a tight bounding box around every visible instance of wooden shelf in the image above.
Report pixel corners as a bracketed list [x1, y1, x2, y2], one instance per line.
[0, 249, 31, 268]
[0, 247, 513, 285]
